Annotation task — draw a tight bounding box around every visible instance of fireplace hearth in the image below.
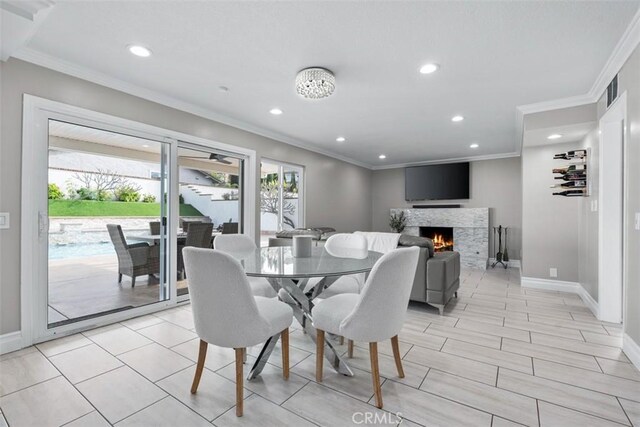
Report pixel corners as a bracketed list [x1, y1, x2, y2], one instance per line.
[420, 226, 454, 252]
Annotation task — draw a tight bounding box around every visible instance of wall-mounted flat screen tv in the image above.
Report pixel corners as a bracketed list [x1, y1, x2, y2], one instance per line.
[405, 162, 470, 200]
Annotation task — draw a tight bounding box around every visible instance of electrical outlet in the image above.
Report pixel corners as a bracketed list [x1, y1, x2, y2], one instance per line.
[0, 212, 9, 229]
[635, 212, 640, 231]
[591, 200, 598, 212]
[549, 268, 558, 278]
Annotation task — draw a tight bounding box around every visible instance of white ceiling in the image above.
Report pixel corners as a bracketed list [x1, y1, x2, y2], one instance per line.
[13, 1, 640, 167]
[522, 103, 598, 147]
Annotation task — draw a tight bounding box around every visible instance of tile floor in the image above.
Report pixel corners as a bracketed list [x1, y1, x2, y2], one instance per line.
[1, 268, 639, 426]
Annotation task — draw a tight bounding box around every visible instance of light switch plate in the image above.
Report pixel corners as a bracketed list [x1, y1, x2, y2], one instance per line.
[635, 212, 640, 231]
[591, 200, 598, 212]
[549, 268, 558, 278]
[0, 212, 9, 229]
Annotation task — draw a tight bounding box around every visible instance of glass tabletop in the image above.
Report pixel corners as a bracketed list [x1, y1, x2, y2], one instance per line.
[226, 246, 383, 278]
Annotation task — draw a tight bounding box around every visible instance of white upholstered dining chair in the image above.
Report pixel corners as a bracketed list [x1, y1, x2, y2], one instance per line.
[213, 234, 278, 298]
[311, 246, 420, 409]
[182, 247, 293, 417]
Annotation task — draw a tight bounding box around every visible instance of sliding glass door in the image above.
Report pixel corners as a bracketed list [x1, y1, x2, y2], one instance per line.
[46, 120, 170, 327]
[260, 160, 304, 246]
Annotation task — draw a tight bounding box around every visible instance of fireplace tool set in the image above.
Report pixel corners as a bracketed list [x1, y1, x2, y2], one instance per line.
[492, 225, 509, 269]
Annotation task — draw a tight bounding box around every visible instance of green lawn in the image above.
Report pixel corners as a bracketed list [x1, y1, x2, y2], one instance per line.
[49, 200, 203, 217]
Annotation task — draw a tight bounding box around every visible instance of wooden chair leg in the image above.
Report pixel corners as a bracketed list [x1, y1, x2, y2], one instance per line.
[191, 339, 208, 394]
[348, 339, 354, 358]
[241, 347, 247, 363]
[235, 348, 244, 417]
[340, 336, 344, 345]
[369, 342, 383, 409]
[316, 330, 325, 382]
[118, 273, 123, 283]
[281, 328, 289, 380]
[391, 335, 405, 378]
[131, 276, 136, 288]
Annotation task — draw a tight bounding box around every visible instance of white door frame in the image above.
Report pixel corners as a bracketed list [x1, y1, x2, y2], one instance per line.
[260, 158, 305, 232]
[598, 91, 627, 324]
[20, 95, 256, 347]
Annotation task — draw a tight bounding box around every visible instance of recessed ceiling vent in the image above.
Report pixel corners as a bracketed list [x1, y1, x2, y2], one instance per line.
[607, 75, 618, 108]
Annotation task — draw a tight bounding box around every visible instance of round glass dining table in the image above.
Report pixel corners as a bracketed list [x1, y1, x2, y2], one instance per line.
[226, 246, 383, 380]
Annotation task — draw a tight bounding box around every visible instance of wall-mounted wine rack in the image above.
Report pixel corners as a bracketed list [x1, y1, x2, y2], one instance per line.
[551, 150, 588, 197]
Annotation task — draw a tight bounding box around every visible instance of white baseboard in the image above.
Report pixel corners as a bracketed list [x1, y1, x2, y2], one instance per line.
[521, 277, 599, 318]
[623, 333, 640, 372]
[0, 331, 24, 355]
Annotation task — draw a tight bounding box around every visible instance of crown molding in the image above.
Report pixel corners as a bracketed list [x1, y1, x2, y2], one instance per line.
[12, 47, 373, 170]
[372, 151, 521, 171]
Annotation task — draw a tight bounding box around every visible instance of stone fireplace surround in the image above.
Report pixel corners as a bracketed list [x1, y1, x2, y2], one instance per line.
[391, 207, 489, 269]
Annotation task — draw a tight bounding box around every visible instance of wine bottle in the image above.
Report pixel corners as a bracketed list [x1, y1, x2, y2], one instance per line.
[550, 181, 586, 188]
[553, 150, 587, 160]
[554, 172, 586, 181]
[553, 189, 585, 197]
[552, 165, 586, 174]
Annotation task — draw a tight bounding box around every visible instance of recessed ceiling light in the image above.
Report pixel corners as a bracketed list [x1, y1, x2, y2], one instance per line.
[142, 144, 149, 148]
[269, 108, 283, 115]
[379, 154, 386, 159]
[547, 134, 562, 140]
[128, 45, 152, 57]
[419, 63, 439, 74]
[336, 136, 346, 142]
[451, 115, 464, 122]
[470, 143, 479, 149]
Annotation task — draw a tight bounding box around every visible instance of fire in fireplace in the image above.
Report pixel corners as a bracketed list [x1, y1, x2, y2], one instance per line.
[419, 227, 454, 252]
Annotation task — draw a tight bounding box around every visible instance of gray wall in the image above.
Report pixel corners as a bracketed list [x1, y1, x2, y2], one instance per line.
[371, 157, 522, 260]
[0, 59, 372, 335]
[578, 129, 599, 301]
[521, 141, 582, 282]
[596, 45, 640, 345]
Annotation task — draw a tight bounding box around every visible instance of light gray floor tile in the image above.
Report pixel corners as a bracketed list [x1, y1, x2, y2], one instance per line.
[596, 358, 640, 381]
[171, 338, 237, 371]
[454, 319, 530, 342]
[0, 350, 60, 396]
[492, 416, 524, 427]
[76, 365, 167, 424]
[526, 314, 609, 334]
[464, 304, 529, 320]
[501, 338, 601, 372]
[497, 368, 629, 424]
[215, 394, 317, 427]
[503, 318, 584, 340]
[85, 325, 153, 355]
[36, 333, 93, 357]
[398, 328, 447, 350]
[441, 339, 533, 374]
[444, 308, 505, 326]
[157, 366, 245, 421]
[118, 342, 193, 382]
[538, 401, 626, 427]
[424, 323, 502, 349]
[0, 412, 6, 427]
[218, 361, 308, 405]
[378, 380, 492, 427]
[65, 411, 111, 427]
[0, 346, 37, 361]
[120, 314, 165, 330]
[115, 396, 210, 427]
[604, 326, 624, 337]
[581, 331, 624, 347]
[420, 370, 538, 426]
[619, 398, 640, 426]
[154, 308, 196, 330]
[282, 382, 397, 426]
[404, 344, 498, 385]
[49, 343, 123, 384]
[247, 341, 311, 369]
[353, 338, 413, 359]
[533, 359, 640, 402]
[531, 333, 629, 361]
[137, 322, 197, 347]
[456, 296, 506, 310]
[0, 376, 92, 427]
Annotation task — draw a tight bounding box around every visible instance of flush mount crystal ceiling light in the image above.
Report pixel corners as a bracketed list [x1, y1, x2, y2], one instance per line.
[296, 67, 335, 99]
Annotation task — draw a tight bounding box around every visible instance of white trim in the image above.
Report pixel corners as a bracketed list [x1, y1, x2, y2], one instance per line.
[372, 152, 521, 170]
[521, 277, 599, 318]
[623, 333, 640, 372]
[0, 331, 24, 355]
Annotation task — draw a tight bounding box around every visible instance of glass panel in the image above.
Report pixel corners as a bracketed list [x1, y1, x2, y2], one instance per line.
[47, 120, 169, 327]
[176, 145, 243, 296]
[260, 161, 303, 247]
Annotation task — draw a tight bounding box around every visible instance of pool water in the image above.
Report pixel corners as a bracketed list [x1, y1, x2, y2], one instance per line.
[49, 242, 115, 260]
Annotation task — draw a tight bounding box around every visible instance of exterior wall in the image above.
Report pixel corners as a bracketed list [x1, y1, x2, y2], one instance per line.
[0, 58, 372, 335]
[371, 157, 522, 260]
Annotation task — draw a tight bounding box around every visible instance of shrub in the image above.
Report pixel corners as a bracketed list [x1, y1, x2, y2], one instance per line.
[114, 184, 141, 202]
[76, 187, 96, 201]
[48, 183, 64, 200]
[142, 194, 156, 203]
[96, 189, 111, 201]
[389, 211, 406, 233]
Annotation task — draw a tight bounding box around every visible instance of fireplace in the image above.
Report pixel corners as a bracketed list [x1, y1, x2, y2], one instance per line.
[420, 226, 454, 252]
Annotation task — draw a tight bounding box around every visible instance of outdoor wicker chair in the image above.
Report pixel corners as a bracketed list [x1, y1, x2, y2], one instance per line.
[107, 224, 160, 287]
[149, 221, 161, 235]
[177, 222, 214, 279]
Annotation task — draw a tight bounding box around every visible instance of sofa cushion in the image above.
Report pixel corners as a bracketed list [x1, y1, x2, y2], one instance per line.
[426, 251, 460, 294]
[398, 235, 435, 257]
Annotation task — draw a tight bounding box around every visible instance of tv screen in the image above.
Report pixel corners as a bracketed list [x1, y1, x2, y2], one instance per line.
[405, 163, 470, 200]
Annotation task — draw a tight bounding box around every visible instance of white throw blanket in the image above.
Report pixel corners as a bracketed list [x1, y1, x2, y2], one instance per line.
[354, 231, 401, 254]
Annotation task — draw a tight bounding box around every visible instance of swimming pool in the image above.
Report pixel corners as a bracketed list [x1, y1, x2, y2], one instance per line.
[48, 242, 115, 260]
